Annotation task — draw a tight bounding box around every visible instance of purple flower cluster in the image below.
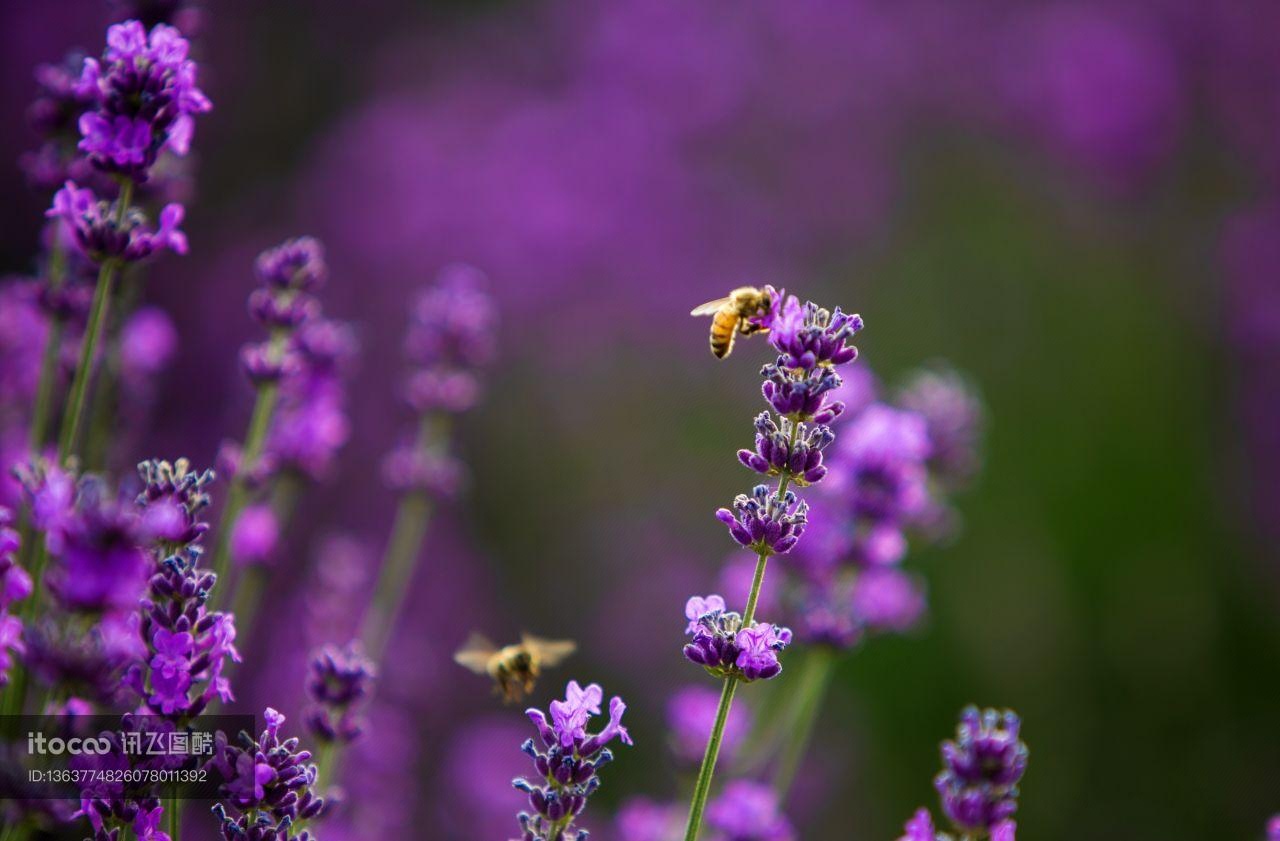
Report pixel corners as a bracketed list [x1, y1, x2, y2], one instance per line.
[75, 20, 211, 181]
[514, 680, 633, 840]
[934, 707, 1027, 835]
[705, 781, 796, 841]
[211, 708, 327, 841]
[897, 707, 1026, 841]
[264, 318, 358, 482]
[47, 180, 187, 264]
[682, 595, 792, 682]
[381, 265, 497, 496]
[227, 238, 356, 500]
[716, 486, 808, 557]
[21, 54, 98, 191]
[303, 642, 375, 745]
[776, 362, 983, 650]
[738, 413, 835, 487]
[127, 459, 240, 719]
[0, 509, 31, 687]
[667, 685, 751, 765]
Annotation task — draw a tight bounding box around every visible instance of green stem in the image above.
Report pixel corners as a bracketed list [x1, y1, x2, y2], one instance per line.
[56, 259, 119, 464]
[29, 320, 66, 453]
[56, 178, 132, 466]
[359, 414, 446, 663]
[208, 331, 287, 592]
[360, 490, 433, 663]
[683, 676, 739, 841]
[166, 794, 180, 841]
[771, 648, 835, 800]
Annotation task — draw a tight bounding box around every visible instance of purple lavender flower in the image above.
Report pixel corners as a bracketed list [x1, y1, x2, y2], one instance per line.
[934, 707, 1028, 835]
[303, 641, 375, 745]
[264, 318, 357, 481]
[825, 403, 931, 525]
[704, 780, 795, 841]
[126, 550, 239, 718]
[896, 808, 936, 841]
[716, 485, 808, 556]
[211, 708, 327, 839]
[760, 363, 845, 424]
[794, 579, 861, 649]
[24, 612, 143, 705]
[44, 479, 150, 614]
[515, 680, 632, 840]
[75, 20, 211, 181]
[47, 181, 187, 263]
[667, 685, 751, 765]
[404, 264, 498, 375]
[738, 413, 835, 486]
[256, 236, 328, 291]
[0, 510, 33, 613]
[0, 613, 24, 689]
[21, 54, 98, 190]
[683, 595, 791, 682]
[897, 366, 985, 490]
[1268, 815, 1280, 841]
[136, 457, 214, 547]
[851, 568, 926, 633]
[768, 297, 862, 371]
[379, 444, 465, 497]
[616, 798, 683, 841]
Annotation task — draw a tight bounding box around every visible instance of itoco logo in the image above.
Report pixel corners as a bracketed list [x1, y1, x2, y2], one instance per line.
[27, 732, 112, 755]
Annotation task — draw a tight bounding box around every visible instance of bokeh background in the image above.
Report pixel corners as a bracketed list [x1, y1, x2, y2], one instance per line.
[3, 1, 1280, 839]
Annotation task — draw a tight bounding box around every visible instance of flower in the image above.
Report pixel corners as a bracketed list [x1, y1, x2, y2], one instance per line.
[705, 780, 795, 841]
[212, 708, 326, 839]
[255, 237, 328, 291]
[825, 403, 931, 525]
[897, 808, 936, 841]
[75, 20, 211, 180]
[45, 480, 150, 615]
[264, 318, 357, 481]
[515, 680, 632, 840]
[716, 485, 808, 556]
[851, 567, 927, 633]
[616, 798, 683, 841]
[404, 264, 498, 373]
[760, 362, 845, 423]
[303, 642, 375, 745]
[1268, 815, 1280, 841]
[682, 595, 791, 682]
[934, 707, 1029, 834]
[0, 613, 25, 688]
[667, 685, 751, 764]
[738, 413, 835, 486]
[768, 297, 862, 371]
[136, 458, 215, 547]
[897, 366, 985, 490]
[47, 181, 187, 263]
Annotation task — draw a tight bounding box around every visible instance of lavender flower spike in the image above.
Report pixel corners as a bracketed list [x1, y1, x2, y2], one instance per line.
[211, 708, 326, 840]
[738, 412, 835, 486]
[705, 780, 796, 841]
[304, 641, 375, 745]
[768, 296, 863, 371]
[682, 595, 791, 682]
[934, 707, 1028, 836]
[716, 485, 808, 555]
[515, 680, 633, 840]
[76, 19, 211, 181]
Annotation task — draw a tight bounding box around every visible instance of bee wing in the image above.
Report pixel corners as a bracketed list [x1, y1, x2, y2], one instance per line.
[690, 297, 730, 317]
[521, 633, 577, 667]
[453, 633, 498, 675]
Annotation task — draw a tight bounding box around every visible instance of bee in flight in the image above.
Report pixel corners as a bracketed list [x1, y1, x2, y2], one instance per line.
[453, 632, 577, 704]
[690, 286, 776, 359]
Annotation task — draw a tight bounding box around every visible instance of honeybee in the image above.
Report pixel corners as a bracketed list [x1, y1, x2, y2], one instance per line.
[453, 632, 577, 703]
[690, 286, 775, 359]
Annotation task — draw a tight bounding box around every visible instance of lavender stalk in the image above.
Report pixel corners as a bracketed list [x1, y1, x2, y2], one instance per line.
[682, 291, 862, 841]
[359, 265, 496, 662]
